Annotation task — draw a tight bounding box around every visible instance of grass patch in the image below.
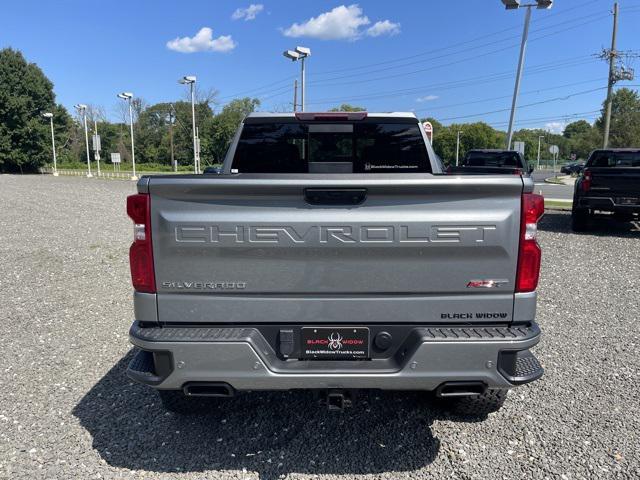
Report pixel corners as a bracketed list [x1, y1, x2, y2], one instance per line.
[545, 199, 572, 210]
[545, 176, 566, 185]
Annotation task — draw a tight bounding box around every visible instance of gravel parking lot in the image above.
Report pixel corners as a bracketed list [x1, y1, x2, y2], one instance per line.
[1, 174, 639, 480]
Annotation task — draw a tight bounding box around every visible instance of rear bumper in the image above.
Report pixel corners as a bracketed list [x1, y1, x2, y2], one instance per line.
[578, 196, 640, 212]
[128, 322, 543, 391]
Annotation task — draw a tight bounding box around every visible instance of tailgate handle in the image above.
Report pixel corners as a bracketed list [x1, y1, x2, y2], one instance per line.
[304, 188, 367, 205]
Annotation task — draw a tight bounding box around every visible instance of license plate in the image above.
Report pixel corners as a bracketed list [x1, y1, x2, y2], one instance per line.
[300, 327, 370, 360]
[617, 197, 639, 205]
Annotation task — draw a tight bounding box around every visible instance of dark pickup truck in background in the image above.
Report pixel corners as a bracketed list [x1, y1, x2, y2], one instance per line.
[572, 148, 640, 231]
[447, 149, 533, 176]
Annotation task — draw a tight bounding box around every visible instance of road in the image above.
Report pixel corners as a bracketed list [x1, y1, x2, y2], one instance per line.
[1, 174, 639, 479]
[532, 169, 574, 200]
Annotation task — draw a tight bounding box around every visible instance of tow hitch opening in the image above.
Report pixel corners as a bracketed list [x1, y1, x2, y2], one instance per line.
[317, 389, 356, 411]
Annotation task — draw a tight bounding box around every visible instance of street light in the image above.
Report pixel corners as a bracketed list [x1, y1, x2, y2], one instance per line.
[502, 0, 553, 149]
[537, 135, 545, 170]
[41, 112, 58, 176]
[74, 104, 92, 177]
[455, 130, 463, 166]
[179, 75, 199, 174]
[117, 92, 138, 180]
[283, 46, 311, 111]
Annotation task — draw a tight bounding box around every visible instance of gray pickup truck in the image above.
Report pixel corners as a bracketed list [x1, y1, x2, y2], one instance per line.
[126, 112, 544, 414]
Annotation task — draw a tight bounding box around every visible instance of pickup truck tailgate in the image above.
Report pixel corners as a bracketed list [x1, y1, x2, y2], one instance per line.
[589, 167, 640, 197]
[148, 175, 524, 324]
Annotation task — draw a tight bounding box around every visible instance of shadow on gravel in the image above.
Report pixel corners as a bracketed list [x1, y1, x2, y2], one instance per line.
[539, 211, 640, 237]
[73, 350, 485, 479]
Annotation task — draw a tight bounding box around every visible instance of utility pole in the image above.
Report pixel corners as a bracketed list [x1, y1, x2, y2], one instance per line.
[602, 2, 619, 148]
[168, 107, 176, 172]
[293, 79, 298, 112]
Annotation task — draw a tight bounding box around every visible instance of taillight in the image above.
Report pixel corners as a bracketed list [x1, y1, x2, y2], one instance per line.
[126, 194, 156, 293]
[581, 169, 592, 192]
[515, 193, 544, 293]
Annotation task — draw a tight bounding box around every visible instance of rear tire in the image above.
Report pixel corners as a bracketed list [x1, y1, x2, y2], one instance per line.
[158, 390, 216, 414]
[571, 206, 590, 232]
[448, 389, 508, 416]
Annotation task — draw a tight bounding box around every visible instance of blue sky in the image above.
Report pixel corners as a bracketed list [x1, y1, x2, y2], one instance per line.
[3, 0, 640, 132]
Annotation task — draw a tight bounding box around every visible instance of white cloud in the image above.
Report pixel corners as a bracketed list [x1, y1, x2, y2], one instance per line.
[282, 4, 398, 41]
[416, 95, 439, 103]
[366, 20, 401, 37]
[545, 121, 566, 134]
[232, 4, 264, 21]
[283, 5, 369, 40]
[166, 27, 237, 53]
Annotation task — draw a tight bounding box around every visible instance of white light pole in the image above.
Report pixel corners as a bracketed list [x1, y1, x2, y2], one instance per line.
[283, 47, 311, 111]
[455, 130, 463, 166]
[537, 135, 545, 170]
[42, 112, 58, 176]
[74, 104, 92, 177]
[179, 76, 199, 174]
[93, 120, 101, 177]
[502, 0, 553, 149]
[117, 92, 137, 180]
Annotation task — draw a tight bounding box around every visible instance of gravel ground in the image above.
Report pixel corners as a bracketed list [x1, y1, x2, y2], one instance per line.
[1, 174, 639, 480]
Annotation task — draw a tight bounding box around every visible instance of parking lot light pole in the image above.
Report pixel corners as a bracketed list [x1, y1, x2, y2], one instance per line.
[456, 130, 463, 166]
[537, 135, 545, 169]
[42, 112, 58, 176]
[179, 76, 199, 174]
[502, 0, 553, 149]
[74, 104, 92, 177]
[117, 93, 137, 180]
[283, 47, 311, 112]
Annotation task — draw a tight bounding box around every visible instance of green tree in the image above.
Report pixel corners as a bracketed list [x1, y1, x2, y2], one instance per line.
[0, 48, 65, 172]
[563, 120, 592, 139]
[329, 104, 366, 112]
[432, 122, 504, 165]
[206, 98, 260, 163]
[595, 88, 640, 148]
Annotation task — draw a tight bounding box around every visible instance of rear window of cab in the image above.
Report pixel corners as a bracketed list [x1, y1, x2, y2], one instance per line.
[231, 121, 431, 174]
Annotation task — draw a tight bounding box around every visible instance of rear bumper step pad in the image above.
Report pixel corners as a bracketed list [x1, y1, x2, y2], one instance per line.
[128, 322, 542, 391]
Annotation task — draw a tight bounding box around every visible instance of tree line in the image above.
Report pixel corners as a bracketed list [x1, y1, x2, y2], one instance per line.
[1, 48, 639, 173]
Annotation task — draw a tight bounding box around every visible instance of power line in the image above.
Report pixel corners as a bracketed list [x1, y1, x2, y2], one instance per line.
[215, 1, 608, 105]
[307, 15, 609, 88]
[310, 10, 608, 84]
[216, 74, 297, 102]
[438, 86, 607, 122]
[413, 78, 606, 113]
[487, 110, 602, 128]
[304, 56, 596, 106]
[310, 0, 604, 77]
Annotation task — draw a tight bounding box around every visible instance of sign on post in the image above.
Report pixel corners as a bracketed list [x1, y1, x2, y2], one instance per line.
[513, 141, 525, 155]
[111, 153, 121, 172]
[422, 121, 433, 144]
[92, 134, 101, 152]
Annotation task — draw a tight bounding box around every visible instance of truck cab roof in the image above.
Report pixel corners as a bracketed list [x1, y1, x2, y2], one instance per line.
[245, 112, 418, 120]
